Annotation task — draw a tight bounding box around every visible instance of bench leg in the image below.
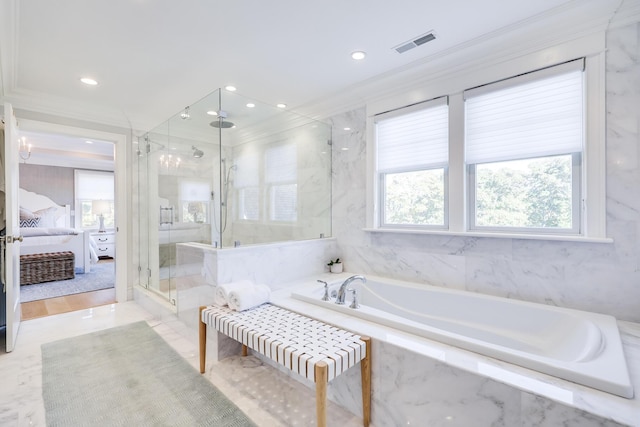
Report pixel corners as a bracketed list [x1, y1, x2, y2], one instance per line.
[361, 336, 371, 427]
[199, 306, 207, 374]
[242, 344, 248, 357]
[315, 361, 328, 427]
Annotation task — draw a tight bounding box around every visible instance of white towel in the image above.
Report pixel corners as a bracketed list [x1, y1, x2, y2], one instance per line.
[214, 280, 254, 306]
[228, 284, 271, 312]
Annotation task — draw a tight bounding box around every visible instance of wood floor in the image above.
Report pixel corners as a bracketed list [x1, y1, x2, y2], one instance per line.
[21, 288, 117, 321]
[20, 259, 117, 321]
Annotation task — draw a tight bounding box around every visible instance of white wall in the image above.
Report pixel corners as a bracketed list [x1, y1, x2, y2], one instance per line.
[328, 19, 640, 322]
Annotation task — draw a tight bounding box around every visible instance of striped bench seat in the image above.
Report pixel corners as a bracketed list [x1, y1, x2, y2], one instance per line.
[199, 303, 371, 427]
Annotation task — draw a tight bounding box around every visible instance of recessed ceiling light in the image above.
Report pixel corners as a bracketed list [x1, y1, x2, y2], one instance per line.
[80, 77, 98, 86]
[85, 140, 93, 144]
[277, 103, 287, 109]
[225, 85, 237, 92]
[344, 127, 351, 131]
[246, 103, 255, 108]
[206, 110, 218, 116]
[341, 147, 349, 151]
[351, 51, 366, 60]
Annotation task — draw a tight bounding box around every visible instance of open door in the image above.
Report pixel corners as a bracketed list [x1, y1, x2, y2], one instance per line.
[3, 102, 21, 352]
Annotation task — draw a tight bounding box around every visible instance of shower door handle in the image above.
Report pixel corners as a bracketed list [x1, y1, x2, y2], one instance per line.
[159, 206, 174, 225]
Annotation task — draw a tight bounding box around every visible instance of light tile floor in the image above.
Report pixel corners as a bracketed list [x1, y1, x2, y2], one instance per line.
[0, 301, 362, 427]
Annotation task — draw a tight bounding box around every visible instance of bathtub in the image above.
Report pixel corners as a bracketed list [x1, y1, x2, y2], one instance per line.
[291, 275, 634, 399]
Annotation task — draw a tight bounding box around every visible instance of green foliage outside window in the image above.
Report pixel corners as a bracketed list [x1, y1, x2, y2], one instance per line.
[384, 169, 445, 226]
[475, 155, 572, 229]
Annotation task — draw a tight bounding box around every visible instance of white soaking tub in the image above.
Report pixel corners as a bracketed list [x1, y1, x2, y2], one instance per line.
[291, 275, 634, 399]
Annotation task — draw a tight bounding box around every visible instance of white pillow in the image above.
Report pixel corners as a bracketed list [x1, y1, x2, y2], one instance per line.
[20, 206, 35, 219]
[34, 206, 58, 228]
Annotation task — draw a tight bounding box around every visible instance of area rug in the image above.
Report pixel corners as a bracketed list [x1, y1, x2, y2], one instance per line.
[21, 262, 115, 303]
[41, 321, 256, 427]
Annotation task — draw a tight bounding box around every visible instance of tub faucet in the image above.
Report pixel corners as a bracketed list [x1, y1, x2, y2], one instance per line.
[335, 275, 366, 305]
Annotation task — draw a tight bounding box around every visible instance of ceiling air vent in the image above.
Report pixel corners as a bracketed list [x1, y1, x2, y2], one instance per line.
[394, 31, 436, 54]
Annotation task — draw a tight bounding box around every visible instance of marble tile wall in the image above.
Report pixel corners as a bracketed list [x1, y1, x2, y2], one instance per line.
[174, 238, 338, 332]
[328, 19, 640, 323]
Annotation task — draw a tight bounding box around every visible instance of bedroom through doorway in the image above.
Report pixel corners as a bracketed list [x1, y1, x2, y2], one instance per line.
[17, 129, 117, 318]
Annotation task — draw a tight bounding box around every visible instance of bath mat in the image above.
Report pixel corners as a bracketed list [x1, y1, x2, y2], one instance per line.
[41, 321, 256, 427]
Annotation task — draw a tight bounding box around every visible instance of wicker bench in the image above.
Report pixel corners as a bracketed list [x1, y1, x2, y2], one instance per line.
[20, 251, 75, 285]
[200, 304, 371, 427]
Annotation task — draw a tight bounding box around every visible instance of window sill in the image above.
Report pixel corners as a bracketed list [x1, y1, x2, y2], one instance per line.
[363, 228, 613, 243]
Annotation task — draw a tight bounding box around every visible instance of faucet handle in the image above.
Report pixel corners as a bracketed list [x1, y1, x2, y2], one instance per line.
[317, 280, 330, 301]
[347, 288, 360, 309]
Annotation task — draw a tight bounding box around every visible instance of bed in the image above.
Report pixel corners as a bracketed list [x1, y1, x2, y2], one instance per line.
[18, 188, 95, 274]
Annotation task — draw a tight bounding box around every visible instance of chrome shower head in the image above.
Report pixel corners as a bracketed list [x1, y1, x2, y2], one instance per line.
[192, 146, 204, 158]
[210, 120, 235, 129]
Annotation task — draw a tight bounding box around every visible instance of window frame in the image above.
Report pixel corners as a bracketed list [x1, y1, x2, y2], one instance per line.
[464, 60, 585, 235]
[374, 97, 450, 230]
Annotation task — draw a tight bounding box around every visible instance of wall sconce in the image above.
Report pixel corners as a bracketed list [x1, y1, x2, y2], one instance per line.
[19, 137, 32, 163]
[92, 199, 112, 233]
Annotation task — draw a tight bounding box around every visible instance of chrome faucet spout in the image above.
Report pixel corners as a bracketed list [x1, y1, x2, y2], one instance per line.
[335, 275, 366, 305]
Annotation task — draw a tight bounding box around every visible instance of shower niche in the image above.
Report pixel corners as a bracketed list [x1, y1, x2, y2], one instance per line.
[135, 89, 332, 303]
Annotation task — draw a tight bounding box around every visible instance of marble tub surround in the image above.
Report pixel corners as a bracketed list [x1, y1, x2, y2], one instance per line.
[267, 275, 640, 426]
[174, 238, 339, 331]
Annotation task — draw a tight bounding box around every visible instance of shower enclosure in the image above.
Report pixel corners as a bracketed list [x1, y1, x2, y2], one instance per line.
[134, 89, 332, 304]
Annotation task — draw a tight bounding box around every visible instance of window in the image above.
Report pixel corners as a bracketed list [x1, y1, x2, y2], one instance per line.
[234, 152, 260, 221]
[465, 59, 584, 233]
[375, 97, 449, 228]
[75, 170, 115, 229]
[265, 143, 297, 222]
[180, 180, 210, 223]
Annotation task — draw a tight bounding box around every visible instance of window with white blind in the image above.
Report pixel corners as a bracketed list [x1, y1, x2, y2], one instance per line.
[465, 59, 584, 233]
[180, 180, 210, 223]
[234, 152, 260, 221]
[74, 170, 115, 229]
[368, 50, 607, 240]
[375, 97, 449, 228]
[265, 143, 297, 222]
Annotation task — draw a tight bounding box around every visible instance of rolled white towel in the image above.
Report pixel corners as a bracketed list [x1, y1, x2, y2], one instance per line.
[228, 284, 271, 312]
[213, 280, 254, 306]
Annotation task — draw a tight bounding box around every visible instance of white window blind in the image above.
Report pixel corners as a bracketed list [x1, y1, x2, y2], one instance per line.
[180, 180, 210, 201]
[75, 170, 114, 200]
[465, 59, 584, 164]
[376, 97, 448, 172]
[234, 152, 259, 188]
[265, 144, 297, 183]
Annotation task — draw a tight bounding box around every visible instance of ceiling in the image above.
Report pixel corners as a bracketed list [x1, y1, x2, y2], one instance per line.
[0, 0, 623, 162]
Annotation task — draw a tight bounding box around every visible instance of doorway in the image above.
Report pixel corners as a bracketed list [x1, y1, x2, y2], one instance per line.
[15, 119, 128, 318]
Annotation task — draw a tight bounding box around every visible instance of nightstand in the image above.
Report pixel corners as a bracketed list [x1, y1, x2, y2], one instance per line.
[91, 231, 116, 258]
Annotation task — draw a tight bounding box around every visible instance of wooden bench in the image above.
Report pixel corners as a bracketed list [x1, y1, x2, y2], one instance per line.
[199, 304, 371, 427]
